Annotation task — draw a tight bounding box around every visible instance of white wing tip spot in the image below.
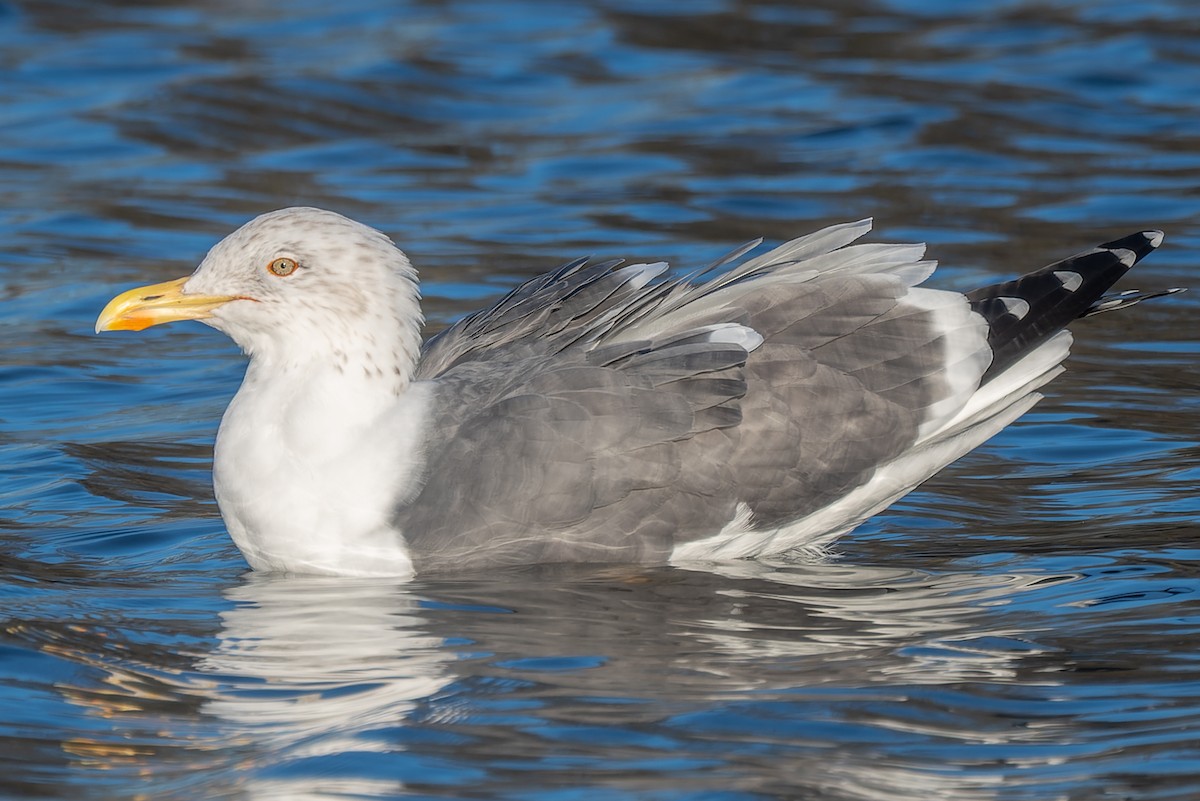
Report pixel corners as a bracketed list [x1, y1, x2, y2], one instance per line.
[706, 323, 764, 352]
[1053, 270, 1084, 292]
[1145, 230, 1165, 248]
[998, 296, 1031, 319]
[1108, 247, 1137, 268]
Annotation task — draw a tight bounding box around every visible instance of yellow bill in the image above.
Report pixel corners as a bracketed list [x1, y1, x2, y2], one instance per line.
[95, 277, 241, 333]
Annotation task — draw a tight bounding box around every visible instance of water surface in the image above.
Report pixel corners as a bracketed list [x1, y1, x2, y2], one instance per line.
[2, 1, 1198, 799]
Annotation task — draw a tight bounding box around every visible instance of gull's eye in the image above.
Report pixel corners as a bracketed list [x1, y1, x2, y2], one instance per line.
[267, 257, 298, 277]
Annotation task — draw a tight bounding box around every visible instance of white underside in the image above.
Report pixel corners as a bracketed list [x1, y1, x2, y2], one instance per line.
[214, 366, 430, 577]
[671, 330, 1072, 563]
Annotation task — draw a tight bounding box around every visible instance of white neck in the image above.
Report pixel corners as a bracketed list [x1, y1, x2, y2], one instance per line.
[236, 289, 424, 393]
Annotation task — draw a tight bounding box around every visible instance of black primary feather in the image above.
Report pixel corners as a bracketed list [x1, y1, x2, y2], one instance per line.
[967, 230, 1167, 381]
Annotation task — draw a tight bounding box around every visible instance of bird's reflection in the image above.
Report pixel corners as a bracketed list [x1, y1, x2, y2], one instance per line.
[180, 560, 1082, 800]
[200, 575, 451, 748]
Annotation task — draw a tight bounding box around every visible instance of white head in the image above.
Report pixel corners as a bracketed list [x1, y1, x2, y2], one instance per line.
[97, 207, 425, 386]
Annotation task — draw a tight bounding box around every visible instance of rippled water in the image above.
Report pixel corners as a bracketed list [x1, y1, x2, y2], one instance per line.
[2, 1, 1199, 799]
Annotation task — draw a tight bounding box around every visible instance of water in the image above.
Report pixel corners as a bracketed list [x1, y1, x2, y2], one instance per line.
[2, 0, 1199, 798]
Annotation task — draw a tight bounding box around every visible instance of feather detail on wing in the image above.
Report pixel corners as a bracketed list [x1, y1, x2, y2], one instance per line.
[398, 220, 1166, 570]
[397, 321, 758, 570]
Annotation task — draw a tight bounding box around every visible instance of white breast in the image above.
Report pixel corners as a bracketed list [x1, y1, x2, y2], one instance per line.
[212, 364, 430, 577]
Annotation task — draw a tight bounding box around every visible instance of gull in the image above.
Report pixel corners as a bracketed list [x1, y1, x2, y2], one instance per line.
[96, 208, 1174, 577]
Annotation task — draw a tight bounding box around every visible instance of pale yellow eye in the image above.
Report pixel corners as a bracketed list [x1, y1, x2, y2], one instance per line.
[268, 257, 298, 277]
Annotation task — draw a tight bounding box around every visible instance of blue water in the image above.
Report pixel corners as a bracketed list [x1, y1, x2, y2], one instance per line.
[2, 1, 1199, 799]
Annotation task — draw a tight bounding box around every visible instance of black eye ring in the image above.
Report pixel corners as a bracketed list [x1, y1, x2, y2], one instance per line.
[268, 257, 298, 277]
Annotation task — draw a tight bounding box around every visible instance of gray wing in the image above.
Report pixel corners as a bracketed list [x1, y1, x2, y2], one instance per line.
[397, 329, 750, 571]
[723, 273, 985, 527]
[400, 221, 992, 569]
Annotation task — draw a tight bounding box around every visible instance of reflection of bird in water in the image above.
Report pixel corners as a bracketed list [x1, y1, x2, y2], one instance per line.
[200, 576, 448, 733]
[33, 563, 1087, 801]
[197, 576, 451, 801]
[191, 565, 1080, 801]
[25, 577, 452, 801]
[97, 209, 1175, 576]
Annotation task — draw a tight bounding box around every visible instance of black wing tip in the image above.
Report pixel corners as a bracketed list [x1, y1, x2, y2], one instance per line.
[1132, 228, 1165, 259]
[971, 226, 1169, 380]
[1097, 228, 1165, 267]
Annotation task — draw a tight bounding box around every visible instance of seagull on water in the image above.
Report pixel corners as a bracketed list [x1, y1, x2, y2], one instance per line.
[96, 208, 1175, 577]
